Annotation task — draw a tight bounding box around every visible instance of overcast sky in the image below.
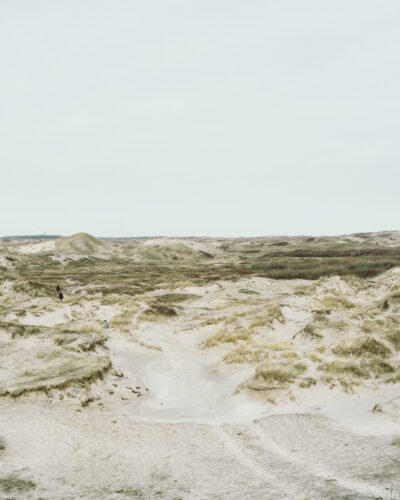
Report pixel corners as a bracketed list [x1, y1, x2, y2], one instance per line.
[1, 1, 399, 237]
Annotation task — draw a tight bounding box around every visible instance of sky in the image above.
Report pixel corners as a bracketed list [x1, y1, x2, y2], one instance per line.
[1, 1, 399, 237]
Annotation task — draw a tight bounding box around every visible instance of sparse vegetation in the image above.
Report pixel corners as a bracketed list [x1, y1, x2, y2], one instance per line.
[13, 278, 53, 297]
[250, 305, 285, 329]
[332, 337, 391, 358]
[319, 295, 355, 310]
[2, 232, 400, 406]
[320, 361, 370, 379]
[391, 437, 400, 446]
[255, 361, 307, 385]
[0, 321, 42, 338]
[223, 345, 267, 364]
[294, 322, 322, 340]
[153, 293, 199, 304]
[110, 311, 135, 331]
[0, 476, 36, 494]
[141, 304, 177, 321]
[298, 377, 317, 388]
[203, 325, 251, 347]
[385, 330, 400, 349]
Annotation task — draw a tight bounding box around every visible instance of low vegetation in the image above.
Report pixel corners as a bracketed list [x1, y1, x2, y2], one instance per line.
[2, 231, 400, 404]
[255, 360, 307, 385]
[319, 295, 355, 310]
[0, 476, 36, 494]
[110, 311, 136, 332]
[141, 304, 177, 321]
[223, 345, 268, 364]
[332, 336, 391, 358]
[203, 325, 251, 348]
[320, 361, 370, 379]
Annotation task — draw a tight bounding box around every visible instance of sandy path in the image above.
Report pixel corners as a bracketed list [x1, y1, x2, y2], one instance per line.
[108, 323, 264, 424]
[1, 401, 399, 499]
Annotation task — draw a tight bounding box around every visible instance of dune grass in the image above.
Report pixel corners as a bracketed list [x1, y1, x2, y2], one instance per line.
[0, 476, 36, 494]
[223, 345, 268, 364]
[250, 305, 285, 329]
[320, 358, 394, 379]
[332, 336, 391, 358]
[12, 278, 54, 298]
[386, 330, 400, 349]
[320, 361, 370, 379]
[110, 311, 135, 332]
[255, 360, 307, 384]
[280, 351, 299, 359]
[141, 304, 177, 322]
[203, 325, 252, 348]
[319, 295, 355, 311]
[153, 293, 199, 304]
[0, 321, 42, 338]
[308, 352, 321, 362]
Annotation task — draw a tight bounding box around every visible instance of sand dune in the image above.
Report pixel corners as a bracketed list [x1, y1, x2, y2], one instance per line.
[1, 233, 400, 498]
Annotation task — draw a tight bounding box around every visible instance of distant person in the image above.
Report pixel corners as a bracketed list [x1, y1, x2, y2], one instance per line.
[56, 284, 61, 293]
[103, 320, 109, 329]
[58, 291, 64, 303]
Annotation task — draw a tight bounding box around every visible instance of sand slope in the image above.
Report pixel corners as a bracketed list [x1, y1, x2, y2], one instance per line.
[2, 235, 400, 498]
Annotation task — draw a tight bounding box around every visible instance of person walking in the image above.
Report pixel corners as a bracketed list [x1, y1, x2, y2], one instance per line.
[56, 284, 61, 293]
[58, 290, 64, 303]
[103, 320, 109, 329]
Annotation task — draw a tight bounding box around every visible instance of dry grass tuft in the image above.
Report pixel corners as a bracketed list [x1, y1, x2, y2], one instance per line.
[298, 377, 317, 388]
[391, 437, 400, 446]
[280, 351, 299, 360]
[250, 305, 285, 329]
[110, 311, 135, 332]
[385, 330, 400, 350]
[153, 293, 199, 304]
[294, 322, 322, 340]
[0, 321, 42, 338]
[0, 475, 36, 494]
[320, 361, 370, 379]
[12, 279, 54, 298]
[308, 353, 321, 362]
[75, 322, 101, 334]
[223, 345, 267, 364]
[365, 358, 395, 376]
[332, 336, 391, 358]
[319, 295, 355, 310]
[203, 325, 251, 348]
[255, 360, 307, 385]
[141, 305, 177, 321]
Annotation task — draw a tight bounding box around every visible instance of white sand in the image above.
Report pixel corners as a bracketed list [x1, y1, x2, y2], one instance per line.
[2, 239, 400, 498]
[16, 240, 56, 254]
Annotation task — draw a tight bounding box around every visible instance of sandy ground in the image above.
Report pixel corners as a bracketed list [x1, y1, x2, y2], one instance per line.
[2, 293, 400, 499]
[2, 234, 400, 498]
